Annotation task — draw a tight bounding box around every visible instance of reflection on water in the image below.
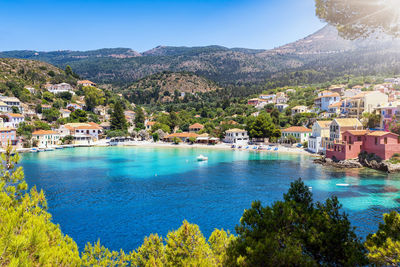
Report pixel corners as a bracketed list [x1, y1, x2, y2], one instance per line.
[20, 147, 400, 251]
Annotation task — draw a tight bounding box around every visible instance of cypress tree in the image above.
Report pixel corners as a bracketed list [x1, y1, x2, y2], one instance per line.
[110, 101, 127, 131]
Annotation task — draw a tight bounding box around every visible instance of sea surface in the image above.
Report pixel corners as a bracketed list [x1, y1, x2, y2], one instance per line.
[20, 146, 400, 252]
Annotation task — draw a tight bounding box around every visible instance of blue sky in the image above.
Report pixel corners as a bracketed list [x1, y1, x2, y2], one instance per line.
[0, 0, 324, 52]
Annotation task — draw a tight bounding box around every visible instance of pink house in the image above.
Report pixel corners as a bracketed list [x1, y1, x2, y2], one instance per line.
[326, 130, 400, 160]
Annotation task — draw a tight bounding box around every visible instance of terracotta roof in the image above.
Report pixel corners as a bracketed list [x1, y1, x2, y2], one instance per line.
[61, 109, 71, 113]
[32, 130, 58, 135]
[345, 130, 369, 136]
[78, 80, 96, 85]
[146, 121, 156, 126]
[282, 126, 311, 133]
[0, 127, 15, 131]
[64, 122, 102, 130]
[316, 121, 331, 128]
[367, 131, 398, 137]
[292, 105, 308, 110]
[328, 101, 342, 108]
[41, 104, 51, 108]
[189, 123, 204, 129]
[7, 113, 24, 118]
[315, 93, 340, 100]
[165, 132, 198, 138]
[333, 118, 363, 127]
[226, 128, 247, 133]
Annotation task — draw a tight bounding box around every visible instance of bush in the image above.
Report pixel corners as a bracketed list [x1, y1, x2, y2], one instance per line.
[172, 137, 181, 145]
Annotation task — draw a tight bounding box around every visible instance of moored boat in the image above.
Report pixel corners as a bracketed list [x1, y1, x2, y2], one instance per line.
[197, 155, 208, 161]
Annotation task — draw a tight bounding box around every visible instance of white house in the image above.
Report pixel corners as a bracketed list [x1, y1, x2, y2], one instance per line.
[308, 121, 331, 153]
[224, 128, 249, 146]
[59, 122, 102, 141]
[291, 106, 309, 116]
[60, 109, 71, 118]
[46, 83, 74, 94]
[2, 113, 24, 128]
[32, 130, 61, 148]
[276, 103, 289, 112]
[281, 126, 312, 143]
[0, 96, 22, 112]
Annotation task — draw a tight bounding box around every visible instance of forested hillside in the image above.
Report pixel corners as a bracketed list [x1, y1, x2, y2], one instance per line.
[1, 25, 400, 87]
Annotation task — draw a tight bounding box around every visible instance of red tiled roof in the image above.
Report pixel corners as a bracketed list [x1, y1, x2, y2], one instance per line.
[189, 123, 204, 129]
[282, 126, 311, 133]
[32, 130, 58, 135]
[165, 132, 198, 138]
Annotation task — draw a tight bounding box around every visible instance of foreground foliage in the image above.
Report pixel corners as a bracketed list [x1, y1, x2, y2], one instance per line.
[2, 145, 400, 266]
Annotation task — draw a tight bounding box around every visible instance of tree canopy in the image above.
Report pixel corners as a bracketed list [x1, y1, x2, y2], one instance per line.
[315, 0, 400, 39]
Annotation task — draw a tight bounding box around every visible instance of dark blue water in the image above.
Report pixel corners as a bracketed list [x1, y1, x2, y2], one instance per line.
[21, 147, 400, 252]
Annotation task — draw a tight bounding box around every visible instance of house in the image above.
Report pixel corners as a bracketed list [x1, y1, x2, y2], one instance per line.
[0, 96, 22, 112]
[60, 109, 71, 118]
[41, 104, 51, 111]
[45, 83, 74, 94]
[276, 92, 288, 104]
[0, 101, 8, 113]
[0, 127, 17, 147]
[281, 126, 312, 143]
[341, 91, 388, 118]
[220, 120, 239, 126]
[327, 101, 342, 115]
[275, 103, 289, 112]
[1, 113, 24, 128]
[286, 89, 296, 94]
[259, 94, 276, 101]
[291, 106, 309, 116]
[189, 123, 204, 133]
[326, 130, 400, 160]
[163, 132, 198, 142]
[314, 91, 341, 111]
[94, 106, 107, 116]
[77, 80, 96, 87]
[100, 122, 111, 130]
[25, 87, 36, 94]
[308, 121, 331, 153]
[196, 133, 219, 144]
[374, 101, 400, 131]
[248, 98, 260, 106]
[124, 110, 136, 121]
[224, 128, 249, 146]
[328, 85, 346, 95]
[67, 103, 82, 111]
[327, 118, 363, 150]
[343, 88, 362, 98]
[145, 121, 156, 130]
[32, 130, 61, 148]
[58, 122, 102, 141]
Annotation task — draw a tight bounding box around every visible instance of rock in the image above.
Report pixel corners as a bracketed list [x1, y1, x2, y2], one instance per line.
[313, 156, 362, 169]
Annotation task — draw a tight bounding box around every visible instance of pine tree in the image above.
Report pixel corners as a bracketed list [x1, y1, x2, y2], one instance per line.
[110, 101, 127, 131]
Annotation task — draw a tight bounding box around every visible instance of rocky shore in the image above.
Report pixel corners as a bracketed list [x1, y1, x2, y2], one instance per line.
[314, 155, 400, 173]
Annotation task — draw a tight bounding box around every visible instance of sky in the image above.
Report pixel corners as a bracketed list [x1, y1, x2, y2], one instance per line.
[0, 0, 325, 52]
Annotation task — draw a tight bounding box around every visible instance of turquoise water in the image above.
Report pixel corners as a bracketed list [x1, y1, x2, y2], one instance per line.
[21, 147, 400, 252]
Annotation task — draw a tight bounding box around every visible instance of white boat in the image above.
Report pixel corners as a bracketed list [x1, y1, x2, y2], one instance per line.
[336, 183, 350, 187]
[197, 155, 208, 161]
[44, 148, 55, 151]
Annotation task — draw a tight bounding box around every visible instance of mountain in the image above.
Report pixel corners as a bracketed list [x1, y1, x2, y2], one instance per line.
[2, 25, 400, 86]
[122, 71, 221, 104]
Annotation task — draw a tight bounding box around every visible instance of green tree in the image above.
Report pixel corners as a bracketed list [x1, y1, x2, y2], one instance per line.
[0, 144, 81, 265]
[165, 220, 215, 266]
[134, 106, 145, 130]
[247, 113, 276, 139]
[35, 103, 42, 114]
[365, 211, 400, 265]
[315, 0, 400, 39]
[226, 178, 367, 266]
[132, 234, 166, 266]
[42, 108, 61, 122]
[208, 229, 235, 266]
[110, 101, 127, 131]
[83, 86, 105, 112]
[151, 122, 171, 134]
[70, 109, 88, 123]
[65, 65, 73, 76]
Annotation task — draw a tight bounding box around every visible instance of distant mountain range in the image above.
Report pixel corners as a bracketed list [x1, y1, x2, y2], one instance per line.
[2, 25, 400, 86]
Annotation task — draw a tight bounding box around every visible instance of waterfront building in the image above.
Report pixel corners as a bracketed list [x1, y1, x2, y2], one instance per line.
[58, 122, 102, 141]
[373, 101, 400, 131]
[326, 130, 400, 160]
[164, 132, 199, 142]
[308, 121, 331, 153]
[32, 130, 61, 148]
[145, 121, 156, 130]
[223, 128, 249, 146]
[281, 126, 312, 143]
[0, 127, 17, 147]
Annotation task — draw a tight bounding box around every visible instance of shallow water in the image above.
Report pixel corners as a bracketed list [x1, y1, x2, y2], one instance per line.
[21, 147, 400, 251]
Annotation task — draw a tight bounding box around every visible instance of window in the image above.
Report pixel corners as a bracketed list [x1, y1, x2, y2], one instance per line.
[357, 136, 361, 141]
[375, 137, 378, 145]
[384, 137, 388, 144]
[344, 136, 347, 142]
[349, 145, 351, 150]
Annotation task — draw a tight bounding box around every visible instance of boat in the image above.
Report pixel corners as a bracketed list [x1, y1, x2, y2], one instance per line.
[197, 155, 208, 161]
[231, 145, 236, 149]
[267, 147, 271, 151]
[45, 148, 55, 151]
[274, 147, 278, 151]
[37, 149, 45, 152]
[336, 183, 350, 187]
[55, 146, 64, 149]
[30, 148, 38, 153]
